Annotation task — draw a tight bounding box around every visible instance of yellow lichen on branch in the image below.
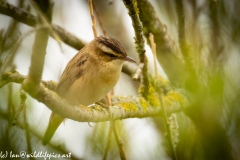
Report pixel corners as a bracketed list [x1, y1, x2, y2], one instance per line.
[164, 91, 185, 108]
[139, 97, 148, 111]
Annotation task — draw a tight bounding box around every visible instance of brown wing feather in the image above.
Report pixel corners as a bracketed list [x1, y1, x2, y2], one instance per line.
[55, 53, 89, 97]
[42, 52, 89, 145]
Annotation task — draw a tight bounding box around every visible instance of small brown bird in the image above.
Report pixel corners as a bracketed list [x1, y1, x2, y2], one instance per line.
[42, 36, 136, 145]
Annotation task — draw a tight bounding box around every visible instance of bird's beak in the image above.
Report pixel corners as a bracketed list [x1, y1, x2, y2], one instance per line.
[124, 56, 136, 63]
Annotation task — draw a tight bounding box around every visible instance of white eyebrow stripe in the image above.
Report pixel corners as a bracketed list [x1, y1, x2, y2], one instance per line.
[97, 42, 122, 57]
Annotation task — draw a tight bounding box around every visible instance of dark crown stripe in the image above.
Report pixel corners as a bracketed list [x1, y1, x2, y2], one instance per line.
[97, 36, 127, 56]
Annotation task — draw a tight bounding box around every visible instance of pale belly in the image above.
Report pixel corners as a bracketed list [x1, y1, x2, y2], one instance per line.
[64, 68, 121, 106]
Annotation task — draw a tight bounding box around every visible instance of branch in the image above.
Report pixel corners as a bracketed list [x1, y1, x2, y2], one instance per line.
[22, 0, 52, 98]
[136, 0, 185, 85]
[0, 71, 57, 90]
[0, 72, 185, 122]
[122, 0, 145, 62]
[0, 0, 85, 50]
[123, 0, 149, 98]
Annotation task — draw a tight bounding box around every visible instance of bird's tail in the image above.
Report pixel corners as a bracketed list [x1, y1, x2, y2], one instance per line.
[42, 113, 64, 145]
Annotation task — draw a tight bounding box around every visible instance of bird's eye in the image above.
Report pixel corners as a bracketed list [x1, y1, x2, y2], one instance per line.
[105, 52, 117, 59]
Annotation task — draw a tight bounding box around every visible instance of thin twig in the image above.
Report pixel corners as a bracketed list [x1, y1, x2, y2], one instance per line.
[7, 80, 15, 121]
[149, 33, 158, 77]
[149, 32, 178, 159]
[29, 0, 62, 49]
[159, 91, 178, 160]
[106, 93, 126, 160]
[112, 121, 126, 160]
[102, 122, 113, 160]
[93, 2, 107, 36]
[132, 50, 146, 81]
[102, 93, 113, 160]
[132, 62, 144, 81]
[103, 85, 126, 160]
[12, 90, 27, 126]
[88, 0, 98, 38]
[22, 92, 34, 160]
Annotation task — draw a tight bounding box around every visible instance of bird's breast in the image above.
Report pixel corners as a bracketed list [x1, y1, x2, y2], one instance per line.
[64, 63, 122, 106]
